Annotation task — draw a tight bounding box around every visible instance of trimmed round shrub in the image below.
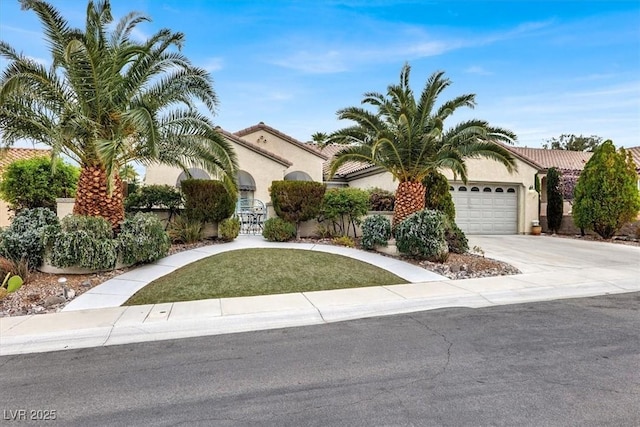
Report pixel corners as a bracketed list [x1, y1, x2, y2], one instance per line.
[0, 207, 60, 270]
[395, 209, 449, 262]
[444, 219, 469, 254]
[262, 217, 296, 242]
[219, 217, 240, 242]
[181, 179, 236, 223]
[118, 213, 170, 265]
[361, 214, 392, 250]
[46, 215, 117, 270]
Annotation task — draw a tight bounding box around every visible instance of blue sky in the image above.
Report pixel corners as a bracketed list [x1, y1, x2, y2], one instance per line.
[1, 0, 639, 149]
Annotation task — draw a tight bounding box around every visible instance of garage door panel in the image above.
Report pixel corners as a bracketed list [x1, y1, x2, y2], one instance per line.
[451, 184, 517, 235]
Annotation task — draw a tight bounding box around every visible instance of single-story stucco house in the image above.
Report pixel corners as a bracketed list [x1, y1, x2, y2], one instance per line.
[145, 122, 640, 236]
[0, 148, 52, 228]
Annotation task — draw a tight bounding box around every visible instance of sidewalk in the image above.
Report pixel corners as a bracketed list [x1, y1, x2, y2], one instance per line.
[1, 236, 638, 356]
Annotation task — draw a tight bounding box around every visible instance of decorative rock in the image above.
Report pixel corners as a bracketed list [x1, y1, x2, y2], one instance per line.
[81, 280, 92, 287]
[44, 295, 66, 307]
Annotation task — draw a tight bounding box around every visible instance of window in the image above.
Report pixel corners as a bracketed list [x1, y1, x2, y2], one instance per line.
[449, 186, 454, 191]
[236, 170, 256, 200]
[471, 187, 480, 192]
[507, 188, 516, 193]
[483, 187, 492, 192]
[495, 188, 504, 193]
[176, 168, 210, 187]
[284, 171, 313, 181]
[458, 186, 467, 191]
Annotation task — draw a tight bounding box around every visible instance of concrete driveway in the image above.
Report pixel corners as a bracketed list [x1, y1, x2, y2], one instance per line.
[468, 235, 640, 274]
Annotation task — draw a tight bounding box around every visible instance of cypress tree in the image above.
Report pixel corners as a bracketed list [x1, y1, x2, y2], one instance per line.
[546, 167, 563, 234]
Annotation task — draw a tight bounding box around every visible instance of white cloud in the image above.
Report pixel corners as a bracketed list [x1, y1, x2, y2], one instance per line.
[202, 57, 224, 72]
[464, 65, 493, 76]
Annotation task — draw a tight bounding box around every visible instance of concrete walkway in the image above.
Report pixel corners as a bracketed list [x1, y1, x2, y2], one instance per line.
[1, 235, 638, 356]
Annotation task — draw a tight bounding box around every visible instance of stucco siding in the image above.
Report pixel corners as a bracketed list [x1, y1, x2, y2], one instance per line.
[236, 129, 324, 182]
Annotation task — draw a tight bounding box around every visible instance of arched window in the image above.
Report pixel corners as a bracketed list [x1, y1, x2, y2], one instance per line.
[236, 170, 256, 200]
[507, 188, 516, 193]
[495, 188, 504, 193]
[176, 168, 210, 187]
[458, 186, 467, 191]
[449, 186, 454, 191]
[471, 187, 480, 192]
[483, 187, 492, 192]
[284, 171, 313, 181]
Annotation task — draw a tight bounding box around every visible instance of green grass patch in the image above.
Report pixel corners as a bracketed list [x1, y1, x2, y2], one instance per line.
[124, 248, 405, 305]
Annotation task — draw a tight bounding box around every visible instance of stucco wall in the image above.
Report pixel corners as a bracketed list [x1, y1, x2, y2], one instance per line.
[145, 144, 290, 204]
[346, 157, 540, 234]
[237, 129, 325, 182]
[0, 201, 13, 228]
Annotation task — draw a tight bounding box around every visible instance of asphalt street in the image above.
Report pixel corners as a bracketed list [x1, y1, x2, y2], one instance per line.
[1, 292, 639, 427]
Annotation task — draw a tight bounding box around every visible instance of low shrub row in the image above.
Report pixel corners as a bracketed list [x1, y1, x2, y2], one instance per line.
[0, 208, 171, 271]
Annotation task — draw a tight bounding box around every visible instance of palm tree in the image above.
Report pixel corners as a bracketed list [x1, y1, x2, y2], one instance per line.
[327, 63, 517, 226]
[119, 164, 139, 184]
[311, 131, 329, 147]
[0, 0, 237, 228]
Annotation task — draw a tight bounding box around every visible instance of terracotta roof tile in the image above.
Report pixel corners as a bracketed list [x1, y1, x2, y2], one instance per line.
[234, 122, 328, 160]
[311, 143, 376, 179]
[0, 148, 52, 172]
[627, 146, 640, 171]
[507, 146, 593, 171]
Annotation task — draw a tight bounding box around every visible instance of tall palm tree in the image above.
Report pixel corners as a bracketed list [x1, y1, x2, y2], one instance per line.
[0, 0, 237, 228]
[327, 63, 517, 226]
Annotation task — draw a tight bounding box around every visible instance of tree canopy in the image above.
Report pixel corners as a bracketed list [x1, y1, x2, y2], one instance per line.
[0, 0, 237, 227]
[543, 134, 602, 152]
[326, 63, 517, 225]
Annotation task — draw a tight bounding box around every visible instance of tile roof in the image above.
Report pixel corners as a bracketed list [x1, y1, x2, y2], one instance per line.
[0, 148, 52, 172]
[320, 142, 640, 180]
[506, 146, 593, 171]
[311, 143, 376, 179]
[234, 122, 328, 160]
[216, 127, 293, 167]
[627, 147, 640, 171]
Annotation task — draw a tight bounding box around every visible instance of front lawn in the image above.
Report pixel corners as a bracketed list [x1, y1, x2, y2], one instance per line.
[124, 248, 405, 305]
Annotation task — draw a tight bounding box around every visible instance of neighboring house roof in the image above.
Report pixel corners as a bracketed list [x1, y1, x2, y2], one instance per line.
[627, 147, 640, 172]
[506, 146, 592, 171]
[216, 127, 293, 167]
[0, 148, 51, 172]
[234, 122, 328, 160]
[311, 143, 376, 179]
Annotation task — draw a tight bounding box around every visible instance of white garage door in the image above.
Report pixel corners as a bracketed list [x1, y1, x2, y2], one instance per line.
[450, 184, 518, 234]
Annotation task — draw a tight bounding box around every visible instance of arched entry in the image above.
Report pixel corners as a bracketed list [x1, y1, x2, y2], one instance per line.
[284, 171, 312, 181]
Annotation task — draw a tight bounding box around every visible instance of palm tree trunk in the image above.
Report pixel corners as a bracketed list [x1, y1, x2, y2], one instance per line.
[73, 165, 125, 229]
[393, 181, 426, 226]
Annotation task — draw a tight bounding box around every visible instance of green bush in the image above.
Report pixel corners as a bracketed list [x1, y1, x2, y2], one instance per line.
[423, 171, 455, 222]
[546, 167, 563, 234]
[124, 185, 183, 216]
[321, 187, 369, 237]
[332, 235, 355, 247]
[167, 215, 203, 244]
[0, 208, 60, 270]
[46, 215, 117, 270]
[270, 181, 326, 237]
[368, 188, 395, 211]
[361, 214, 392, 250]
[219, 217, 241, 242]
[181, 179, 236, 223]
[117, 213, 170, 265]
[573, 141, 640, 239]
[0, 156, 78, 213]
[395, 209, 449, 262]
[262, 217, 296, 242]
[444, 219, 469, 254]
